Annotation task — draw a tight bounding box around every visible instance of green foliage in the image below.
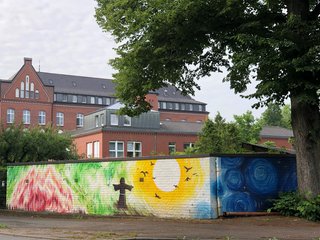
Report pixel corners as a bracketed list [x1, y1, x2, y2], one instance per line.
[269, 192, 320, 221]
[195, 112, 261, 154]
[95, 0, 320, 114]
[0, 124, 78, 164]
[259, 103, 292, 129]
[233, 111, 261, 144]
[196, 113, 242, 154]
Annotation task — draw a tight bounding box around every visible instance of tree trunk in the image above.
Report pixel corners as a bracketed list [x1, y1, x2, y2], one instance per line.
[291, 94, 320, 197]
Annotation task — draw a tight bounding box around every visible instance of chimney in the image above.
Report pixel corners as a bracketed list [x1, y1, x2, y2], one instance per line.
[24, 57, 32, 65]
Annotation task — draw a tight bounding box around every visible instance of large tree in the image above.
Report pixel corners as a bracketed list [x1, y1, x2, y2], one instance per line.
[96, 0, 320, 196]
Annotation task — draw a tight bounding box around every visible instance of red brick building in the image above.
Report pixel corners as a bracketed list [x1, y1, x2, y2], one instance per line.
[259, 126, 294, 149]
[0, 58, 207, 129]
[1, 58, 208, 157]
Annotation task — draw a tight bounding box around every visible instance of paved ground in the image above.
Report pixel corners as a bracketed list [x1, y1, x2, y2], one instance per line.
[0, 211, 319, 239]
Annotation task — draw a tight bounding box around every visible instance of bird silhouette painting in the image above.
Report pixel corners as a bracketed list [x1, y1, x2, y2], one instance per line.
[155, 193, 161, 199]
[173, 184, 179, 189]
[184, 166, 192, 172]
[140, 171, 148, 177]
[185, 177, 191, 182]
[150, 161, 155, 166]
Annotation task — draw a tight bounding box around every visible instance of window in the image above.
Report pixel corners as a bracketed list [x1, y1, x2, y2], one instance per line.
[181, 104, 186, 111]
[81, 95, 87, 103]
[56, 112, 64, 126]
[168, 142, 176, 154]
[23, 110, 30, 124]
[38, 111, 46, 125]
[100, 113, 105, 126]
[72, 95, 77, 103]
[175, 103, 179, 110]
[25, 75, 29, 98]
[109, 141, 124, 157]
[7, 109, 15, 123]
[35, 90, 39, 99]
[124, 115, 131, 126]
[95, 115, 99, 127]
[110, 114, 118, 126]
[30, 83, 35, 99]
[93, 141, 100, 158]
[20, 82, 24, 98]
[15, 88, 19, 98]
[106, 98, 111, 105]
[90, 97, 95, 104]
[76, 114, 84, 127]
[127, 141, 142, 157]
[86, 142, 93, 158]
[98, 97, 102, 105]
[167, 102, 173, 109]
[162, 102, 167, 109]
[183, 143, 195, 150]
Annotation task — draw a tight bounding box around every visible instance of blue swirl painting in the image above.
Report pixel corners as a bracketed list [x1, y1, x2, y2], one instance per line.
[218, 156, 297, 212]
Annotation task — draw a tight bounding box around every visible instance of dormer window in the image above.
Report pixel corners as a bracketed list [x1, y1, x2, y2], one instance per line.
[124, 116, 131, 126]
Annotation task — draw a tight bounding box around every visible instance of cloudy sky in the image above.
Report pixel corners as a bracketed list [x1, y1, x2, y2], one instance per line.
[0, 0, 265, 120]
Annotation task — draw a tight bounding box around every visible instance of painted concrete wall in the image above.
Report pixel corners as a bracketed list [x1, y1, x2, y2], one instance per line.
[217, 156, 297, 214]
[6, 155, 297, 219]
[6, 157, 216, 219]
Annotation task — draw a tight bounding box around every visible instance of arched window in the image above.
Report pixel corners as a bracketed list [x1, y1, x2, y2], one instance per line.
[25, 75, 30, 98]
[20, 82, 25, 98]
[35, 90, 39, 99]
[15, 88, 19, 98]
[30, 83, 35, 98]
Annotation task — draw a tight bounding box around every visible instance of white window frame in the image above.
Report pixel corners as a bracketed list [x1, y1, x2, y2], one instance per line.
[23, 110, 30, 124]
[7, 109, 15, 123]
[109, 141, 124, 158]
[38, 111, 46, 125]
[127, 141, 142, 157]
[93, 141, 100, 158]
[90, 97, 95, 104]
[56, 112, 64, 126]
[72, 95, 77, 103]
[15, 88, 19, 98]
[20, 82, 25, 98]
[98, 97, 102, 104]
[76, 113, 84, 127]
[100, 113, 105, 126]
[95, 115, 99, 127]
[183, 142, 195, 150]
[110, 114, 119, 126]
[124, 115, 131, 126]
[86, 142, 93, 158]
[168, 142, 176, 154]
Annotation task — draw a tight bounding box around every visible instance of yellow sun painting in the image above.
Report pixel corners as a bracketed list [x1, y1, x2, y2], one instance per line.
[132, 158, 206, 209]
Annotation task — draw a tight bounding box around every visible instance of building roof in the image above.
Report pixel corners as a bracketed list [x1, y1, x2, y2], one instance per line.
[260, 126, 294, 139]
[242, 142, 296, 155]
[159, 121, 203, 134]
[72, 121, 203, 137]
[37, 72, 204, 104]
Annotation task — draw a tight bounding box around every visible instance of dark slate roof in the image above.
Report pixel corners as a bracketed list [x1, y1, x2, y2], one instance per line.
[260, 126, 294, 138]
[38, 72, 115, 96]
[37, 72, 204, 104]
[72, 121, 203, 137]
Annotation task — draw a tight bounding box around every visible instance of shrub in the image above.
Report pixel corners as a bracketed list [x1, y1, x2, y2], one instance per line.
[269, 192, 320, 221]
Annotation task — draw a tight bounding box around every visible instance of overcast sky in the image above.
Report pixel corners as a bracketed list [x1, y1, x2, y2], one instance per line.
[0, 0, 265, 121]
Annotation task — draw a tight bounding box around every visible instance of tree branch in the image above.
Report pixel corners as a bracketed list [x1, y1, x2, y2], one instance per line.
[309, 3, 320, 20]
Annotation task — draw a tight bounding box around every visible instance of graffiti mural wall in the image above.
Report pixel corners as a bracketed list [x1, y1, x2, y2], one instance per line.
[7, 157, 216, 219]
[217, 156, 297, 213]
